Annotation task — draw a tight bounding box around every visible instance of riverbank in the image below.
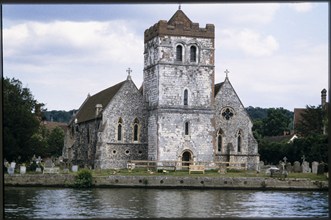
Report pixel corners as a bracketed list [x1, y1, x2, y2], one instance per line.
[4, 174, 328, 190]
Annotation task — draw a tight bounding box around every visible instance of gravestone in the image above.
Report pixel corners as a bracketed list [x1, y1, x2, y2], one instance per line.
[44, 159, 54, 168]
[20, 166, 26, 174]
[279, 162, 285, 172]
[72, 165, 78, 172]
[7, 167, 14, 175]
[43, 158, 60, 174]
[293, 161, 301, 172]
[4, 158, 8, 167]
[36, 167, 42, 173]
[36, 156, 42, 164]
[312, 161, 319, 174]
[301, 161, 311, 173]
[10, 162, 16, 169]
[317, 163, 326, 175]
[285, 162, 292, 173]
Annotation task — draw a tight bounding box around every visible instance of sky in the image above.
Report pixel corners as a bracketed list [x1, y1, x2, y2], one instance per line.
[2, 3, 329, 112]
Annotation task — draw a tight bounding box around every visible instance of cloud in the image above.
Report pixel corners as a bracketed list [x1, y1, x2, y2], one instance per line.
[4, 20, 142, 63]
[181, 3, 281, 25]
[219, 28, 279, 56]
[217, 42, 328, 110]
[3, 4, 327, 111]
[288, 3, 313, 13]
[3, 20, 144, 110]
[226, 3, 281, 25]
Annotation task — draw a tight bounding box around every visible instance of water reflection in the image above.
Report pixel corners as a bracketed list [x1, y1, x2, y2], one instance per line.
[5, 187, 328, 219]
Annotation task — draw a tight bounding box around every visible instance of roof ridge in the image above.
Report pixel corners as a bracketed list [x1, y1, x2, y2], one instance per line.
[73, 79, 127, 124]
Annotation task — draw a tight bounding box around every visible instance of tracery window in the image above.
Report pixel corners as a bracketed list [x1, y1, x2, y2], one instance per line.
[184, 89, 188, 105]
[176, 45, 183, 61]
[190, 46, 197, 62]
[221, 108, 234, 120]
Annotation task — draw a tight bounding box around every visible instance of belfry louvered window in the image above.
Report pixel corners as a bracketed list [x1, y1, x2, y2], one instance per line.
[176, 45, 183, 61]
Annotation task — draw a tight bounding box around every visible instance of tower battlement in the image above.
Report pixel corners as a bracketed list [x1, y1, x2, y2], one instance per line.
[144, 10, 214, 43]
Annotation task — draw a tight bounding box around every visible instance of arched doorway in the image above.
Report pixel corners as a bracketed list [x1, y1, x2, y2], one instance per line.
[182, 151, 192, 169]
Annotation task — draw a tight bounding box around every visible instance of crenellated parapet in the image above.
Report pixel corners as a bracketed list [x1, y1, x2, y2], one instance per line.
[144, 10, 214, 43]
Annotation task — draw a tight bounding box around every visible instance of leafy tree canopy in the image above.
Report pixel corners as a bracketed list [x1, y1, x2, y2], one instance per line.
[3, 77, 43, 162]
[296, 105, 326, 137]
[4, 77, 65, 164]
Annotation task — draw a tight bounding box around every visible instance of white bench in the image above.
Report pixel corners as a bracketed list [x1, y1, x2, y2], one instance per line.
[189, 165, 205, 174]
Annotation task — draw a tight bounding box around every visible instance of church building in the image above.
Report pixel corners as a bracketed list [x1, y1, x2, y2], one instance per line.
[62, 9, 259, 170]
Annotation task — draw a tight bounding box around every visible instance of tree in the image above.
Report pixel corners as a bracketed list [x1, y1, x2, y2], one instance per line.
[3, 77, 44, 162]
[245, 106, 268, 120]
[261, 108, 292, 137]
[46, 127, 65, 157]
[296, 105, 325, 137]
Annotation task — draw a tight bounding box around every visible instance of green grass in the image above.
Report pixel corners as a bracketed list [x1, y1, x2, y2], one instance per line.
[8, 168, 328, 181]
[91, 168, 328, 181]
[286, 172, 328, 181]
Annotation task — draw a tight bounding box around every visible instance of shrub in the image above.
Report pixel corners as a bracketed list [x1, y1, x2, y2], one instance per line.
[74, 169, 93, 188]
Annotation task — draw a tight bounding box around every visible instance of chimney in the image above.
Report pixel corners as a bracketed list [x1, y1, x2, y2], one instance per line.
[321, 89, 327, 108]
[95, 104, 103, 116]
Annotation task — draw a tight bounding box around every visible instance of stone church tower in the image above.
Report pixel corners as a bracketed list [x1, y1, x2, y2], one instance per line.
[63, 9, 259, 170]
[143, 10, 216, 163]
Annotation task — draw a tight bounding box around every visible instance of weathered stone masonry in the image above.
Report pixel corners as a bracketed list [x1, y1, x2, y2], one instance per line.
[63, 9, 259, 170]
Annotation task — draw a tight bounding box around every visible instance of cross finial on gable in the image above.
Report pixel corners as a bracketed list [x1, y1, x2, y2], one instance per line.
[224, 69, 229, 78]
[126, 68, 132, 80]
[179, 3, 181, 10]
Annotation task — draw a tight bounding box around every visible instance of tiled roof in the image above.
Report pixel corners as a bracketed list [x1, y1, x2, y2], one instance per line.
[74, 80, 126, 123]
[214, 82, 224, 97]
[167, 9, 193, 28]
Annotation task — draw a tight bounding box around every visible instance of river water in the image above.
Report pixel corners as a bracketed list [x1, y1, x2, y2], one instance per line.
[4, 187, 328, 219]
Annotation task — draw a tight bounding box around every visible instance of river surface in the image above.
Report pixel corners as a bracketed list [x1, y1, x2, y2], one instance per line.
[4, 187, 328, 219]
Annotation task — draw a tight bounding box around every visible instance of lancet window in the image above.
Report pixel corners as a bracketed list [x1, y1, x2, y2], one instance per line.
[117, 118, 123, 141]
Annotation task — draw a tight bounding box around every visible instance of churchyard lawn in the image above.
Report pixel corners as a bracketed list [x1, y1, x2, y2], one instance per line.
[90, 168, 328, 181]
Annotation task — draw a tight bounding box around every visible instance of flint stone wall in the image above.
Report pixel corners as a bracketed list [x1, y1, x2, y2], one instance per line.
[95, 80, 148, 169]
